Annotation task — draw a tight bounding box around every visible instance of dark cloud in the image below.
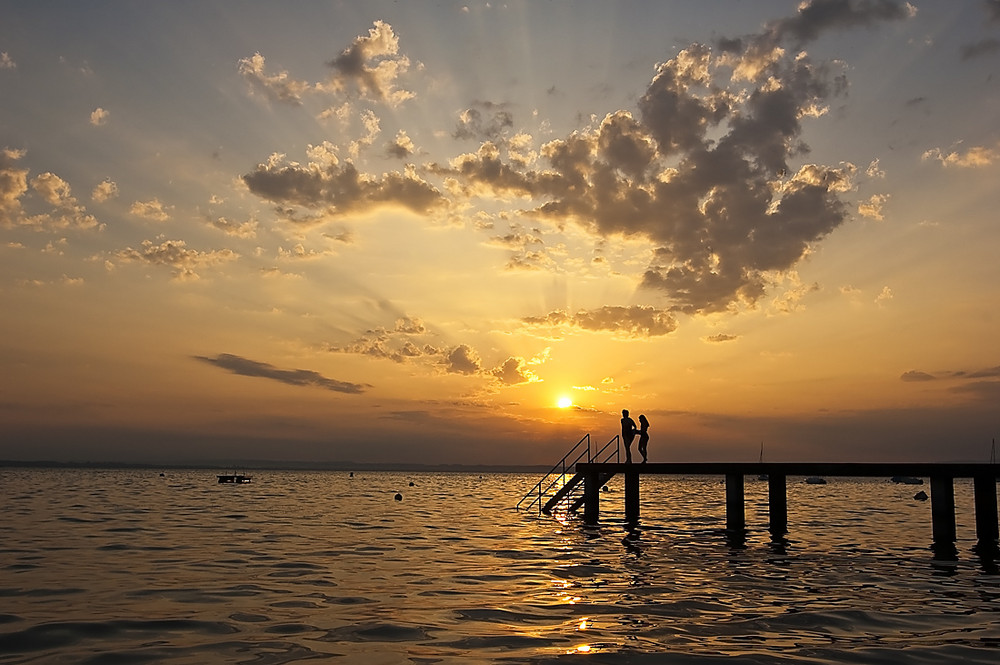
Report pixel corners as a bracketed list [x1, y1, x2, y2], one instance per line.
[453, 102, 515, 141]
[195, 353, 367, 394]
[987, 0, 1000, 23]
[445, 344, 481, 375]
[429, 5, 882, 313]
[967, 365, 1000, 378]
[523, 305, 678, 338]
[243, 158, 446, 217]
[961, 38, 1000, 61]
[706, 333, 739, 342]
[756, 0, 915, 50]
[900, 370, 935, 382]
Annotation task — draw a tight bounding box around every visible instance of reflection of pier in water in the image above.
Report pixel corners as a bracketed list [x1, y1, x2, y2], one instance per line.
[573, 462, 999, 553]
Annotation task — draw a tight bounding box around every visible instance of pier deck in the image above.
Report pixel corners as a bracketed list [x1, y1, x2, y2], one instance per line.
[575, 462, 1000, 550]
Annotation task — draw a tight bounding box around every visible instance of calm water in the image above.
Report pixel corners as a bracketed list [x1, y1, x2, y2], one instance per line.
[1, 468, 998, 664]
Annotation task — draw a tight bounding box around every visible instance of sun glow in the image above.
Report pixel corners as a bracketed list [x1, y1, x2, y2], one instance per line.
[557, 396, 573, 408]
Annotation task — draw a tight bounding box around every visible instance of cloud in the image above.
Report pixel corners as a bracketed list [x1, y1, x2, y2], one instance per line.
[238, 52, 312, 105]
[210, 216, 258, 239]
[522, 305, 678, 338]
[91, 179, 118, 202]
[0, 52, 14, 70]
[90, 107, 109, 126]
[960, 37, 1000, 60]
[242, 1, 912, 314]
[922, 143, 998, 168]
[242, 153, 446, 218]
[113, 239, 238, 280]
[25, 172, 100, 231]
[491, 356, 540, 386]
[325, 20, 414, 106]
[453, 102, 514, 141]
[429, 25, 868, 313]
[0, 148, 29, 221]
[130, 198, 172, 221]
[195, 353, 367, 394]
[750, 0, 915, 51]
[858, 193, 888, 220]
[445, 344, 481, 375]
[386, 130, 415, 159]
[874, 285, 893, 304]
[705, 333, 739, 342]
[901, 370, 935, 382]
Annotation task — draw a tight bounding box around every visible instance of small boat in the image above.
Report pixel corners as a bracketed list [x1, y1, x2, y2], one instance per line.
[217, 471, 252, 484]
[756, 442, 768, 481]
[805, 476, 827, 485]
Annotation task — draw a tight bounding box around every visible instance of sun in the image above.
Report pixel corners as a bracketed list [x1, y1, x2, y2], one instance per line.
[557, 396, 573, 409]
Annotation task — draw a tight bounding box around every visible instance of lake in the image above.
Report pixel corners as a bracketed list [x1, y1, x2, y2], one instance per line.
[1, 468, 998, 663]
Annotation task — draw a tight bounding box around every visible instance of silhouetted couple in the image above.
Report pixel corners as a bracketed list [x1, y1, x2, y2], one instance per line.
[621, 409, 649, 463]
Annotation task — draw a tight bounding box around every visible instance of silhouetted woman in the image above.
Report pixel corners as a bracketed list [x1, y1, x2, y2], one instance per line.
[637, 414, 650, 463]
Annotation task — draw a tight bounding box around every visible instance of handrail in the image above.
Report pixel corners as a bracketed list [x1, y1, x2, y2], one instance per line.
[593, 435, 620, 464]
[516, 433, 591, 513]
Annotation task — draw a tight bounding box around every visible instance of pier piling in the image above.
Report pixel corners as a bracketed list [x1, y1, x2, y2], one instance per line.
[573, 462, 999, 554]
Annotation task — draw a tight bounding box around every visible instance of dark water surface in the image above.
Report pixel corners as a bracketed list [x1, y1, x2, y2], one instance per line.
[2, 469, 998, 663]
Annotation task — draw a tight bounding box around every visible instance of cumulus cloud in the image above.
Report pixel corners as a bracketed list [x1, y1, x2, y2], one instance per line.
[387, 130, 415, 158]
[325, 20, 414, 106]
[242, 153, 446, 219]
[425, 1, 908, 313]
[0, 52, 14, 69]
[113, 239, 238, 280]
[130, 198, 172, 222]
[922, 143, 998, 168]
[522, 305, 678, 338]
[211, 216, 258, 239]
[1, 154, 102, 231]
[242, 1, 913, 314]
[0, 148, 29, 220]
[90, 107, 109, 126]
[195, 353, 367, 394]
[25, 172, 100, 231]
[858, 193, 888, 220]
[238, 52, 312, 105]
[91, 179, 118, 202]
[453, 102, 514, 141]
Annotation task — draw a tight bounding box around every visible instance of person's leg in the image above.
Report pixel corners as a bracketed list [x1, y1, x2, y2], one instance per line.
[625, 438, 633, 463]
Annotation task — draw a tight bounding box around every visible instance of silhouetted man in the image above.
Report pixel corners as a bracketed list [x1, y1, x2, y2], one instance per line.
[621, 409, 637, 463]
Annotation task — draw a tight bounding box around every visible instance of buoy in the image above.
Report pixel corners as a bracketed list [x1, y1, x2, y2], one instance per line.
[914, 490, 928, 501]
[394, 493, 403, 501]
[408, 481, 415, 486]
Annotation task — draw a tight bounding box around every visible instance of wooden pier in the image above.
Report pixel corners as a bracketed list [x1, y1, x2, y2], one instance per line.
[576, 462, 1000, 551]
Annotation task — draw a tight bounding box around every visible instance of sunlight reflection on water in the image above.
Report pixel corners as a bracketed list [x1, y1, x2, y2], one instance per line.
[1, 468, 998, 663]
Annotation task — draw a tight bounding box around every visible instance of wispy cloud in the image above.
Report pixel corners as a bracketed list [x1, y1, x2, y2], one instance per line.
[195, 353, 368, 394]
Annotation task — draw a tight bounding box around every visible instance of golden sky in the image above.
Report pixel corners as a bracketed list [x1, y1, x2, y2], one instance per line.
[1, 1, 999, 466]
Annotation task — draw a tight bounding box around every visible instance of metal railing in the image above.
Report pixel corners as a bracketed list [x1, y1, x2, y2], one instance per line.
[593, 434, 620, 465]
[516, 434, 591, 514]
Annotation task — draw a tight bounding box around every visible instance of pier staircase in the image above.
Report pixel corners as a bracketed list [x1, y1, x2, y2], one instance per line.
[516, 434, 621, 516]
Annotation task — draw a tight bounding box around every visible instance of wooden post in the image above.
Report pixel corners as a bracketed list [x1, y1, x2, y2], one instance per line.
[583, 468, 600, 524]
[768, 474, 787, 535]
[726, 473, 745, 533]
[625, 469, 640, 523]
[973, 474, 999, 549]
[930, 476, 956, 544]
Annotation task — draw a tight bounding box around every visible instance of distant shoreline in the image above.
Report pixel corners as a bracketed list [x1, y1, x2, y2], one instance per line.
[0, 459, 552, 474]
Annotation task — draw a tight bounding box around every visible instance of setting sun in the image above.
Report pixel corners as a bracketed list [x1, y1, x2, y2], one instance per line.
[557, 396, 573, 409]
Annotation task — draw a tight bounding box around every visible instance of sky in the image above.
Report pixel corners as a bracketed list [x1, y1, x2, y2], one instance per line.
[1, 0, 999, 467]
